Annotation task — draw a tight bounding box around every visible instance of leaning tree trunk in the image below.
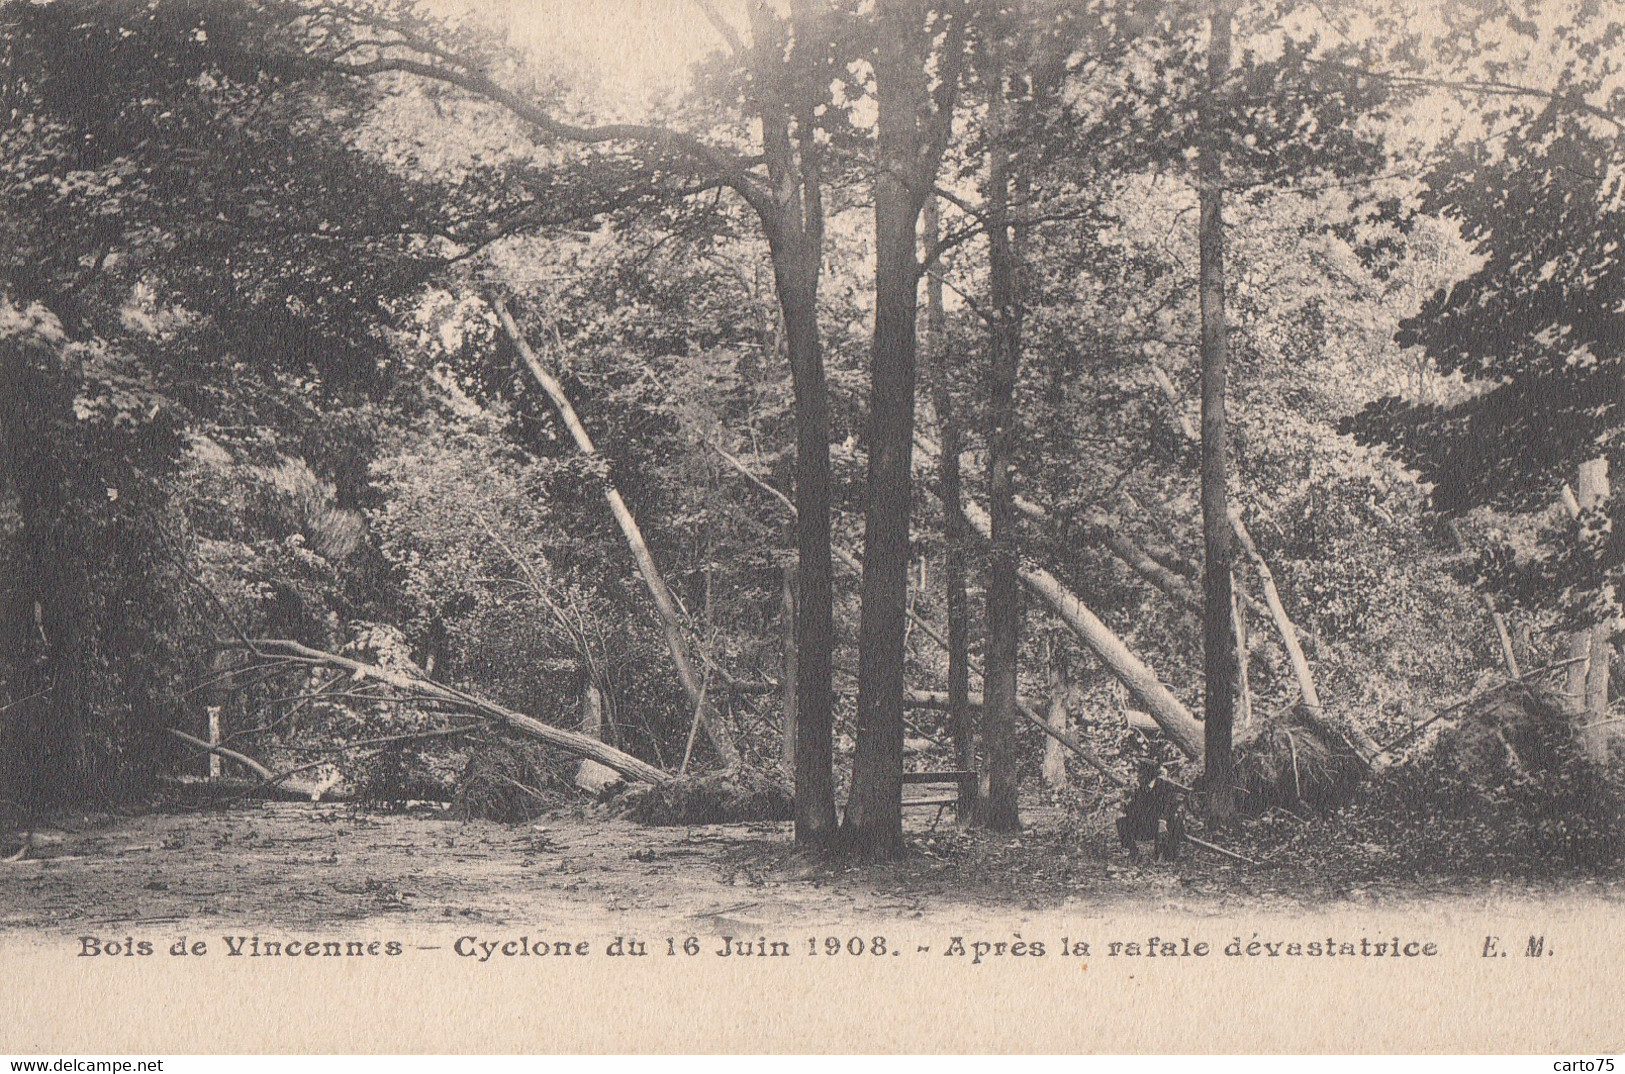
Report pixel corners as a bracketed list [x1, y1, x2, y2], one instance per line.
[494, 300, 740, 769]
[956, 498, 1206, 760]
[1198, 0, 1239, 817]
[979, 68, 1023, 832]
[1231, 511, 1387, 764]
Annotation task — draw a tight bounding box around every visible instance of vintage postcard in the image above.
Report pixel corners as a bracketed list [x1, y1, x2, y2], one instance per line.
[2, 0, 1623, 1055]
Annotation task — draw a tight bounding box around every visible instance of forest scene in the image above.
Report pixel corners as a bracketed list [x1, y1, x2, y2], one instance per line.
[4, 0, 1625, 931]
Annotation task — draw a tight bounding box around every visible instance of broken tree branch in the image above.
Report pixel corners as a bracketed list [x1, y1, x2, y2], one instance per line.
[168, 728, 275, 781]
[226, 639, 671, 785]
[1376, 655, 1590, 754]
[901, 690, 1125, 787]
[1448, 519, 1522, 679]
[1184, 833, 1258, 865]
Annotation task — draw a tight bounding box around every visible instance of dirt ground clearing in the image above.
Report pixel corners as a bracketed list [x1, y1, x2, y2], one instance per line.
[4, 801, 1622, 935]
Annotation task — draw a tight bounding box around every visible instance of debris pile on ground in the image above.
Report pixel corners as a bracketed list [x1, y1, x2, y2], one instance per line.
[453, 740, 574, 822]
[343, 743, 459, 809]
[1389, 682, 1622, 868]
[1234, 720, 1365, 814]
[614, 769, 793, 826]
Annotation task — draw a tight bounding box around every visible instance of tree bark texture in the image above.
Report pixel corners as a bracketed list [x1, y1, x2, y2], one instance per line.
[748, 0, 840, 842]
[774, 247, 840, 840]
[1199, 0, 1240, 815]
[979, 68, 1023, 832]
[846, 0, 959, 857]
[1566, 457, 1612, 762]
[923, 196, 976, 819]
[780, 563, 799, 781]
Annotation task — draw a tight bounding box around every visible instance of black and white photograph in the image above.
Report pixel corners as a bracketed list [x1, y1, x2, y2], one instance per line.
[1, 0, 1623, 1056]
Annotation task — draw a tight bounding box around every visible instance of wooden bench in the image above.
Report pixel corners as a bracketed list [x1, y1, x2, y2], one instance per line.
[901, 769, 976, 808]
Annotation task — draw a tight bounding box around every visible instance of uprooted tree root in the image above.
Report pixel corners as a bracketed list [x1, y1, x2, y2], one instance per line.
[1429, 682, 1596, 777]
[1386, 681, 1623, 868]
[613, 769, 793, 826]
[1235, 722, 1365, 815]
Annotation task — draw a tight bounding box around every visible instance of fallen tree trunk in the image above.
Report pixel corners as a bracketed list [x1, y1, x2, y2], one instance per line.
[709, 431, 1204, 760]
[155, 772, 352, 804]
[494, 298, 739, 769]
[232, 639, 672, 785]
[957, 497, 1206, 760]
[916, 433, 1204, 613]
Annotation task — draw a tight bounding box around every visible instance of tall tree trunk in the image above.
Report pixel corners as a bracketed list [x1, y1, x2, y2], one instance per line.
[494, 301, 741, 768]
[924, 200, 975, 820]
[845, 138, 921, 856]
[1198, 0, 1239, 817]
[772, 242, 839, 843]
[747, 0, 839, 844]
[846, 0, 958, 857]
[979, 68, 1022, 832]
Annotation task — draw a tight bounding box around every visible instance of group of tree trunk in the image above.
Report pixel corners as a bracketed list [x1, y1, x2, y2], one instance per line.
[28, 0, 1613, 855]
[314, 0, 1261, 856]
